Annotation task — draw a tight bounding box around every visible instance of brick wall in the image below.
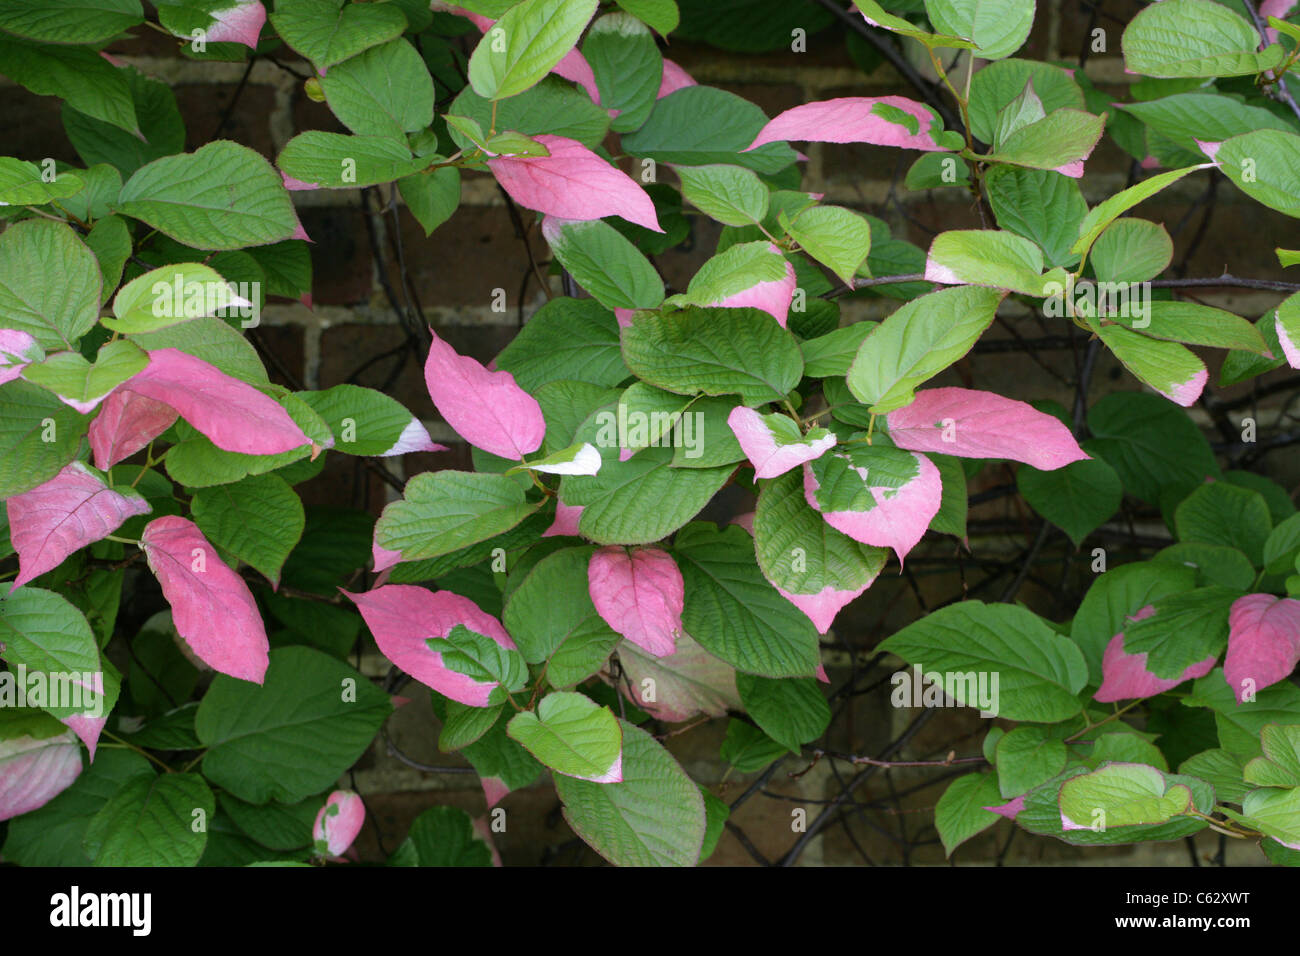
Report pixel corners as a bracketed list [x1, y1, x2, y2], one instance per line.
[5, 0, 1293, 866]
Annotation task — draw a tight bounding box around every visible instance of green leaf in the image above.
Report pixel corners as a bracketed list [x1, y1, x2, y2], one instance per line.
[1084, 391, 1219, 504]
[735, 673, 830, 754]
[1072, 165, 1209, 260]
[1019, 765, 1211, 844]
[1154, 542, 1255, 592]
[1, 748, 153, 866]
[128, 315, 268, 384]
[800, 322, 877, 378]
[375, 470, 541, 562]
[985, 166, 1087, 267]
[320, 38, 434, 139]
[615, 0, 679, 35]
[507, 690, 623, 780]
[448, 75, 611, 151]
[191, 473, 305, 587]
[0, 382, 88, 498]
[905, 152, 971, 189]
[394, 806, 493, 866]
[926, 229, 1058, 295]
[1241, 786, 1300, 847]
[1017, 456, 1123, 547]
[0, 159, 83, 207]
[1090, 218, 1173, 284]
[501, 547, 620, 683]
[467, 0, 599, 100]
[1214, 129, 1300, 218]
[83, 772, 214, 866]
[278, 131, 428, 189]
[0, 0, 142, 44]
[270, 0, 408, 69]
[1122, 586, 1238, 680]
[996, 726, 1068, 798]
[623, 85, 799, 175]
[1186, 669, 1300, 756]
[397, 165, 460, 236]
[1175, 481, 1271, 567]
[721, 718, 787, 771]
[430, 624, 529, 705]
[544, 218, 664, 311]
[0, 33, 137, 135]
[0, 219, 101, 350]
[495, 298, 629, 392]
[622, 305, 802, 405]
[1243, 724, 1300, 788]
[992, 79, 1046, 148]
[784, 205, 872, 287]
[84, 216, 132, 305]
[934, 772, 1002, 856]
[672, 241, 787, 308]
[107, 262, 240, 334]
[584, 12, 662, 133]
[1121, 0, 1284, 78]
[1085, 730, 1168, 771]
[847, 285, 1003, 412]
[63, 68, 184, 179]
[676, 163, 769, 226]
[0, 588, 103, 719]
[967, 58, 1084, 144]
[853, 0, 976, 49]
[983, 109, 1105, 173]
[924, 0, 1034, 59]
[554, 719, 706, 865]
[194, 646, 393, 803]
[1059, 763, 1193, 831]
[21, 339, 147, 412]
[674, 522, 821, 678]
[1264, 512, 1300, 574]
[439, 700, 503, 752]
[117, 142, 300, 251]
[753, 468, 886, 610]
[1120, 92, 1293, 163]
[879, 600, 1089, 721]
[296, 383, 425, 457]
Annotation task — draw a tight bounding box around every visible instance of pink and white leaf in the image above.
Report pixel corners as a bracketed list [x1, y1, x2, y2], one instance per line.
[802, 452, 942, 563]
[1094, 607, 1218, 701]
[1224, 594, 1300, 704]
[141, 516, 269, 684]
[123, 349, 310, 456]
[886, 387, 1088, 470]
[0, 329, 42, 385]
[205, 0, 266, 48]
[7, 462, 150, 591]
[774, 581, 873, 635]
[423, 329, 545, 460]
[379, 418, 446, 456]
[704, 245, 796, 326]
[588, 546, 684, 657]
[344, 585, 515, 707]
[313, 789, 365, 859]
[489, 135, 662, 232]
[0, 730, 81, 821]
[746, 96, 947, 152]
[727, 406, 836, 479]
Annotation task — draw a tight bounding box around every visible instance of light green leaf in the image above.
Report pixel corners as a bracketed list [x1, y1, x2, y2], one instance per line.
[985, 166, 1087, 267]
[1090, 218, 1173, 284]
[269, 0, 408, 68]
[926, 229, 1057, 295]
[375, 470, 541, 562]
[847, 285, 1003, 412]
[0, 219, 101, 350]
[0, 588, 103, 719]
[614, 0, 679, 36]
[1243, 724, 1300, 788]
[924, 0, 1034, 59]
[676, 163, 769, 226]
[278, 131, 428, 189]
[996, 725, 1068, 798]
[1072, 164, 1210, 259]
[934, 772, 1002, 856]
[467, 0, 599, 101]
[1121, 0, 1284, 78]
[397, 165, 460, 236]
[507, 691, 622, 781]
[106, 262, 244, 334]
[1214, 129, 1300, 218]
[785, 205, 872, 287]
[1059, 763, 1193, 830]
[21, 339, 147, 412]
[554, 719, 706, 865]
[1090, 319, 1206, 407]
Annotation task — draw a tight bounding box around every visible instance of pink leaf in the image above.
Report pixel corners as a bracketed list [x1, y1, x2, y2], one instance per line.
[658, 59, 697, 98]
[344, 585, 516, 707]
[886, 387, 1089, 470]
[206, 0, 266, 49]
[89, 388, 179, 471]
[984, 795, 1026, 820]
[141, 516, 269, 684]
[1276, 311, 1300, 369]
[775, 582, 872, 635]
[543, 500, 585, 537]
[372, 541, 403, 574]
[423, 329, 544, 460]
[1094, 607, 1218, 701]
[746, 96, 947, 152]
[614, 308, 637, 329]
[727, 406, 836, 479]
[587, 546, 684, 657]
[0, 729, 81, 821]
[7, 462, 151, 591]
[282, 171, 319, 191]
[802, 452, 941, 563]
[481, 776, 512, 809]
[730, 511, 755, 535]
[1054, 160, 1085, 178]
[313, 789, 365, 858]
[1166, 366, 1208, 407]
[123, 349, 311, 456]
[1262, 0, 1298, 43]
[0, 329, 42, 385]
[1197, 140, 1222, 162]
[489, 135, 662, 232]
[59, 671, 110, 759]
[1224, 594, 1300, 704]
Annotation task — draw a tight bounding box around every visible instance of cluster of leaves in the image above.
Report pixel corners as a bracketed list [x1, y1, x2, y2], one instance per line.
[1, 0, 1300, 866]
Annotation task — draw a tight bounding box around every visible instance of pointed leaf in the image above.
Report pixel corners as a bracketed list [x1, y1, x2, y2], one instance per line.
[587, 546, 684, 658]
[1225, 594, 1300, 704]
[507, 691, 622, 782]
